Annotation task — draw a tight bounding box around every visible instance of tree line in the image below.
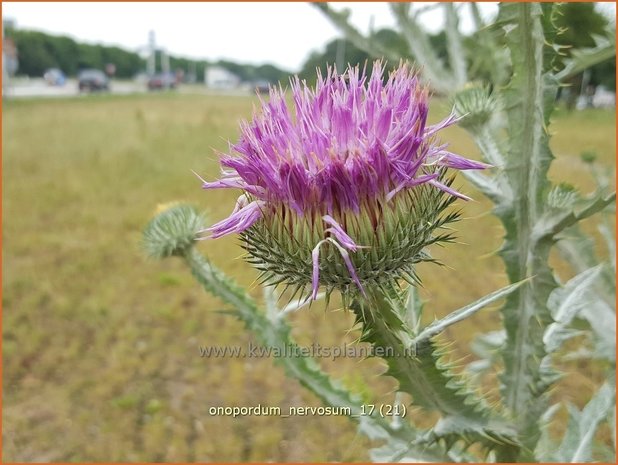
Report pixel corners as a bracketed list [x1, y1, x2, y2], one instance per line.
[4, 27, 291, 84]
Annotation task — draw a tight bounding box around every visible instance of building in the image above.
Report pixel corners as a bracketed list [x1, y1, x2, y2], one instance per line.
[204, 66, 240, 89]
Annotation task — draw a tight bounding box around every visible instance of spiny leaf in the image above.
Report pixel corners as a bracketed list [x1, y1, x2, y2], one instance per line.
[556, 223, 616, 305]
[599, 220, 616, 275]
[534, 403, 561, 461]
[552, 383, 615, 462]
[413, 281, 526, 344]
[467, 330, 506, 379]
[555, 223, 616, 362]
[532, 191, 616, 241]
[461, 170, 506, 204]
[544, 266, 603, 353]
[556, 33, 617, 81]
[401, 285, 423, 334]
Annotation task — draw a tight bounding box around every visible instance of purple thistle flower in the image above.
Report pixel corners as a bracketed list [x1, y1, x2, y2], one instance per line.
[199, 62, 489, 300]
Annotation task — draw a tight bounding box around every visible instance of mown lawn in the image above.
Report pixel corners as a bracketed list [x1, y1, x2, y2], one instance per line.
[2, 92, 615, 462]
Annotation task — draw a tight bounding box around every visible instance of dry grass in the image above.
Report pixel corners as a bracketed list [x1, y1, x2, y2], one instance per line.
[2, 92, 615, 461]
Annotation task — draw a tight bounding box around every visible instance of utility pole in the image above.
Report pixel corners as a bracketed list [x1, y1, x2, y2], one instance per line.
[161, 48, 170, 89]
[335, 38, 346, 72]
[147, 30, 156, 77]
[189, 61, 196, 83]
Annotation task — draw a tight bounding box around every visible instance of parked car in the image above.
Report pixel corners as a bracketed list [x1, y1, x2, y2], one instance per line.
[43, 68, 66, 86]
[78, 69, 109, 92]
[253, 80, 271, 94]
[147, 73, 178, 90]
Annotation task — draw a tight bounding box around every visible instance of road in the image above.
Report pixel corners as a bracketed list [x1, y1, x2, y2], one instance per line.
[3, 78, 254, 99]
[3, 78, 145, 98]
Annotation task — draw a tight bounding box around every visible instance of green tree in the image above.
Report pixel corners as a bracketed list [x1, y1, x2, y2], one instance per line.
[46, 35, 79, 75]
[298, 37, 372, 84]
[6, 27, 290, 84]
[555, 2, 609, 49]
[255, 64, 289, 84]
[76, 43, 104, 70]
[8, 30, 56, 76]
[213, 60, 291, 84]
[101, 46, 144, 78]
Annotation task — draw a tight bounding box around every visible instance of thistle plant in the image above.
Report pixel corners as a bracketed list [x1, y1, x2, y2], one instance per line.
[144, 3, 615, 462]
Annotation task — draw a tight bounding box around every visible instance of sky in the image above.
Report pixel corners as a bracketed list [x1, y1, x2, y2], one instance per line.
[2, 2, 501, 72]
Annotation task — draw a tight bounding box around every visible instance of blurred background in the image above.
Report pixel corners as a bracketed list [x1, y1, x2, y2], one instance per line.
[2, 2, 616, 462]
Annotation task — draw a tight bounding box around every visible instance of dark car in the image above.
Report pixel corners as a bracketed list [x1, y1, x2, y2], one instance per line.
[78, 69, 109, 92]
[147, 73, 178, 90]
[253, 80, 271, 94]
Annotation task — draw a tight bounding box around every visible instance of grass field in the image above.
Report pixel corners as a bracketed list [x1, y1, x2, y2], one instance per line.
[2, 92, 615, 462]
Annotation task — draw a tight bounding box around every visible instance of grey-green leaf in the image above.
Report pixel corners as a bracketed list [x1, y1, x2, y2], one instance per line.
[556, 33, 617, 82]
[534, 403, 561, 461]
[533, 192, 616, 241]
[553, 383, 615, 462]
[414, 281, 525, 344]
[544, 266, 603, 353]
[461, 170, 506, 204]
[389, 2, 455, 94]
[402, 285, 423, 334]
[444, 3, 467, 88]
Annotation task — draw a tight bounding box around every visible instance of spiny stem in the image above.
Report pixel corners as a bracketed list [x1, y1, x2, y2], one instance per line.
[351, 285, 519, 452]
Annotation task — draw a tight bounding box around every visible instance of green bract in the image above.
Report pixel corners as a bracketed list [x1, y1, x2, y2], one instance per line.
[242, 170, 460, 301]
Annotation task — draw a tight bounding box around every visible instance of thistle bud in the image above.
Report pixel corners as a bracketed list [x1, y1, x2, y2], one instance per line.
[452, 85, 498, 130]
[144, 204, 206, 259]
[198, 62, 489, 300]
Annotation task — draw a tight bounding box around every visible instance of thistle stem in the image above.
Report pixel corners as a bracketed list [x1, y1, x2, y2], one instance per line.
[352, 285, 519, 453]
[181, 247, 450, 461]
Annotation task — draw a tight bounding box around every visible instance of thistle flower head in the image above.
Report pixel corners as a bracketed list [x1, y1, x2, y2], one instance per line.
[199, 62, 488, 301]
